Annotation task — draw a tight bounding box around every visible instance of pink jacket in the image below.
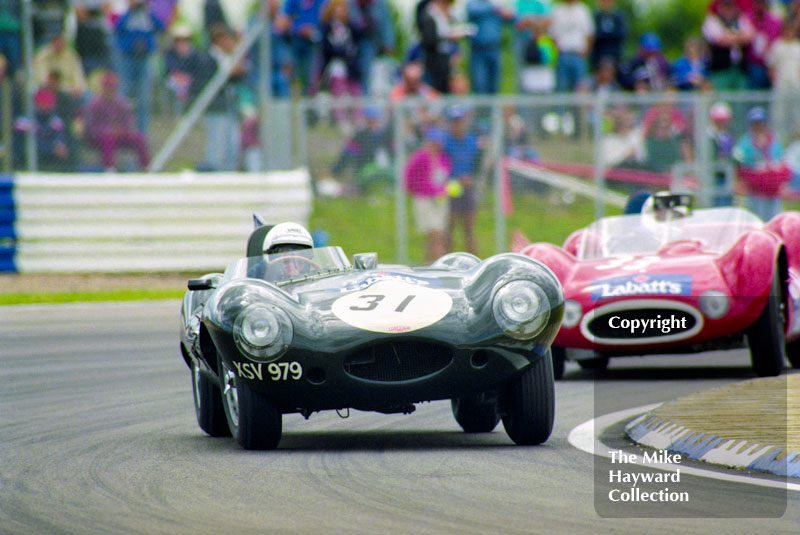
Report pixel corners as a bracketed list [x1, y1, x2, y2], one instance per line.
[404, 148, 451, 198]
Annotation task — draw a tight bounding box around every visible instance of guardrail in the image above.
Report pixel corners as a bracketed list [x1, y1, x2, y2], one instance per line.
[0, 169, 312, 273]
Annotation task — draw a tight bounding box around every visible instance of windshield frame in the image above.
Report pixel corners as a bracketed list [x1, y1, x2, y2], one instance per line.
[576, 207, 764, 259]
[223, 246, 353, 285]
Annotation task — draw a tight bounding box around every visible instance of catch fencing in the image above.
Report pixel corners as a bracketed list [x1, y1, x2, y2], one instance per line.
[0, 169, 311, 273]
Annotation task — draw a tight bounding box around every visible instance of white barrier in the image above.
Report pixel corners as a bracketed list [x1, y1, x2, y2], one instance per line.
[13, 169, 312, 273]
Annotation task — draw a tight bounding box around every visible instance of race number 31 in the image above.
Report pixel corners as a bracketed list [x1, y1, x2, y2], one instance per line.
[332, 280, 453, 333]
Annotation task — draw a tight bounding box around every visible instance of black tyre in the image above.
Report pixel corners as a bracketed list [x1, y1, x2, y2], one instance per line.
[787, 341, 800, 369]
[501, 349, 555, 445]
[219, 360, 282, 450]
[577, 355, 609, 371]
[550, 346, 566, 380]
[451, 395, 500, 433]
[746, 270, 786, 377]
[191, 360, 230, 437]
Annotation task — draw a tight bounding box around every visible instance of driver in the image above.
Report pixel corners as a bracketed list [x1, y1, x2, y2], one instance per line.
[250, 222, 315, 281]
[641, 191, 692, 223]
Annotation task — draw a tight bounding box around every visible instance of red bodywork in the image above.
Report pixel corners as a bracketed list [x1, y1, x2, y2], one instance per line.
[519, 210, 800, 352]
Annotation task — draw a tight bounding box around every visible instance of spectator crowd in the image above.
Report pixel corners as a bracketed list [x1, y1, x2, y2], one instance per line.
[0, 0, 799, 199]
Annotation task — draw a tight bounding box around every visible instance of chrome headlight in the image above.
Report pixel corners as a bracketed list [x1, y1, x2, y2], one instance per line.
[493, 280, 551, 340]
[562, 299, 582, 328]
[698, 290, 729, 319]
[233, 305, 292, 361]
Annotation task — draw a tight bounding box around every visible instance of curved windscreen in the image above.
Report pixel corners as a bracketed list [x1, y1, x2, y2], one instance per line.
[224, 246, 352, 284]
[576, 208, 763, 259]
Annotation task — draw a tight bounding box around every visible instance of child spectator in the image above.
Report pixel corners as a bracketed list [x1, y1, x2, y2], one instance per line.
[602, 106, 644, 168]
[733, 107, 790, 220]
[32, 32, 87, 97]
[405, 127, 452, 263]
[671, 36, 710, 91]
[767, 20, 800, 144]
[320, 0, 361, 101]
[16, 88, 71, 171]
[389, 61, 438, 102]
[42, 70, 79, 170]
[84, 71, 151, 171]
[581, 56, 620, 95]
[328, 105, 393, 193]
[519, 21, 556, 94]
[620, 33, 671, 91]
[505, 111, 540, 161]
[164, 23, 214, 108]
[115, 0, 164, 133]
[708, 101, 735, 205]
[703, 0, 754, 90]
[641, 98, 692, 173]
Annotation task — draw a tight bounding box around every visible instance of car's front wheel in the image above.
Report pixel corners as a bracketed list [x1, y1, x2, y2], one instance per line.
[219, 360, 282, 450]
[501, 349, 555, 445]
[451, 395, 500, 433]
[192, 360, 230, 437]
[747, 270, 786, 377]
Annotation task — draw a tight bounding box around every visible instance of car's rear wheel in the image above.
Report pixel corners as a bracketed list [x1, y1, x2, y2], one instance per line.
[192, 360, 230, 437]
[451, 395, 500, 433]
[501, 349, 555, 445]
[746, 270, 786, 377]
[577, 355, 609, 371]
[220, 360, 282, 450]
[550, 346, 566, 380]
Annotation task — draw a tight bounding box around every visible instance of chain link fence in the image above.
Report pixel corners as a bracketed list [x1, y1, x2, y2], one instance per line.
[2, 3, 797, 265]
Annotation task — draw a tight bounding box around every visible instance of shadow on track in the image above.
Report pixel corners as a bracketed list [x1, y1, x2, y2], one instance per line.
[170, 429, 554, 452]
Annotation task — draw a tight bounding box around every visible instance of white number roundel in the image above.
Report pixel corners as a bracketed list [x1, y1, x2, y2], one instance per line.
[331, 280, 453, 333]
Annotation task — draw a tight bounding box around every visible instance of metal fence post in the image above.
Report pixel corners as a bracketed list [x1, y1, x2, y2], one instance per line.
[22, 0, 36, 172]
[257, 4, 272, 170]
[2, 78, 12, 173]
[298, 100, 309, 170]
[492, 100, 505, 254]
[592, 92, 607, 219]
[393, 101, 407, 264]
[693, 93, 712, 208]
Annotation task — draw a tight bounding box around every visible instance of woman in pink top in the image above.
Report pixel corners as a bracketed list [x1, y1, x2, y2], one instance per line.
[405, 127, 452, 262]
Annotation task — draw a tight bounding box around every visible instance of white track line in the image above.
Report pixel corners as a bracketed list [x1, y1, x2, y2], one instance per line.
[568, 403, 800, 492]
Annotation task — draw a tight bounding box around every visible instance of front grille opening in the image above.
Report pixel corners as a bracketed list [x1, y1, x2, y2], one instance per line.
[343, 342, 453, 382]
[588, 309, 697, 339]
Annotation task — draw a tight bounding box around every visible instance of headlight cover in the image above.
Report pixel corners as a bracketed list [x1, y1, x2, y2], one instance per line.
[493, 280, 551, 339]
[698, 290, 729, 319]
[233, 305, 293, 362]
[562, 299, 582, 328]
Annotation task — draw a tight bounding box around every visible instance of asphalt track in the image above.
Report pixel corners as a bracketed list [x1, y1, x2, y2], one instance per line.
[1, 301, 798, 534]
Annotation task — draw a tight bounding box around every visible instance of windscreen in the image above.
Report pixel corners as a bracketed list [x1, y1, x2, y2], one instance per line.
[224, 246, 352, 284]
[577, 208, 763, 259]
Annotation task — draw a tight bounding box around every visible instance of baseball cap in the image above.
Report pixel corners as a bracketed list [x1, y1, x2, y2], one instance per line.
[747, 107, 767, 123]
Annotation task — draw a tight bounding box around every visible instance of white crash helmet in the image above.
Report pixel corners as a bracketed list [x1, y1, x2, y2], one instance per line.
[262, 222, 314, 254]
[641, 191, 692, 228]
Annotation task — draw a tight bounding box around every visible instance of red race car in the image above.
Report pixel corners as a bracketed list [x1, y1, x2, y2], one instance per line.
[516, 192, 800, 379]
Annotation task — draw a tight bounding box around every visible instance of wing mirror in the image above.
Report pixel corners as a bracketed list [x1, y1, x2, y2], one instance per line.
[188, 278, 216, 291]
[353, 252, 378, 270]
